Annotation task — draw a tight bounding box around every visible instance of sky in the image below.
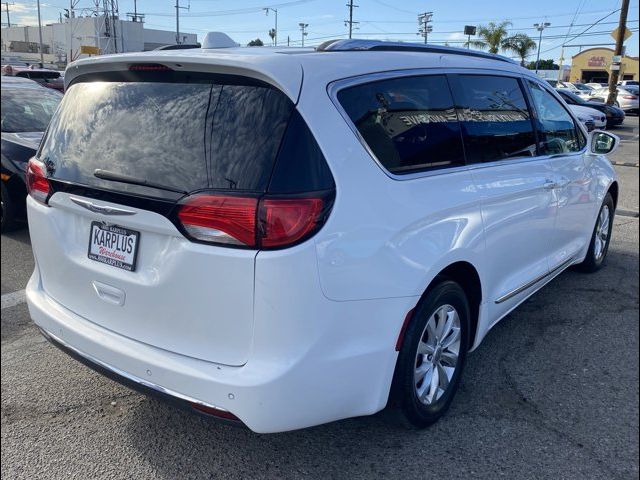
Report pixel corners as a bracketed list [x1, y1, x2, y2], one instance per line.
[3, 0, 639, 63]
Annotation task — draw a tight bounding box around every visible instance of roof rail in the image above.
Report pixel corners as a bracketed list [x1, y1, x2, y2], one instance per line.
[316, 39, 517, 64]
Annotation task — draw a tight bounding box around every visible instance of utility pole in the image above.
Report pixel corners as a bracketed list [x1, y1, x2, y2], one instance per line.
[417, 12, 433, 45]
[175, 0, 189, 45]
[36, 0, 44, 66]
[533, 21, 551, 73]
[263, 8, 278, 46]
[127, 0, 144, 23]
[3, 2, 12, 28]
[345, 0, 358, 39]
[299, 22, 308, 47]
[607, 0, 630, 105]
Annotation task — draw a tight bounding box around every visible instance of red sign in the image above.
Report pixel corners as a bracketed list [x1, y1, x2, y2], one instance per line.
[588, 56, 606, 67]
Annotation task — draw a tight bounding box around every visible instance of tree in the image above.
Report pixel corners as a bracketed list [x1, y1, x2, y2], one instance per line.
[526, 58, 559, 70]
[247, 38, 264, 47]
[465, 21, 512, 54]
[268, 29, 276, 46]
[504, 33, 537, 66]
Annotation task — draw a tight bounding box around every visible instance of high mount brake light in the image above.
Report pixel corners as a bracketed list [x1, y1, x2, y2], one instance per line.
[128, 64, 172, 72]
[26, 157, 50, 205]
[176, 193, 332, 249]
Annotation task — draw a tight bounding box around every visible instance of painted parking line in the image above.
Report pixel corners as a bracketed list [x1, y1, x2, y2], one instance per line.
[1, 289, 26, 309]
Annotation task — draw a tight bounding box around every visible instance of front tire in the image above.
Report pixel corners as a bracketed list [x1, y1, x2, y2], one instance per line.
[576, 193, 615, 273]
[391, 281, 470, 428]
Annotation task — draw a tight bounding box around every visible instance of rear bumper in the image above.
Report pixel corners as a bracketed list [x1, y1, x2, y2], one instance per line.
[27, 264, 409, 433]
[38, 326, 243, 425]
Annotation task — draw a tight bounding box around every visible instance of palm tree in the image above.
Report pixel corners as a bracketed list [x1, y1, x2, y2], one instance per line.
[465, 21, 512, 54]
[268, 28, 276, 46]
[504, 33, 537, 66]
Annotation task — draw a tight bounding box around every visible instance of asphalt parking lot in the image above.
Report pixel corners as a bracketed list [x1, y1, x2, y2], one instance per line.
[1, 118, 638, 480]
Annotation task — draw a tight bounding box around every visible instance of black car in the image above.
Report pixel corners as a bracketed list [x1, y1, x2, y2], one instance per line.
[1, 77, 62, 230]
[556, 88, 625, 128]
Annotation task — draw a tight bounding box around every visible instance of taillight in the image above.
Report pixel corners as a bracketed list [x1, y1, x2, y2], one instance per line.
[177, 194, 258, 247]
[622, 95, 637, 99]
[176, 192, 333, 249]
[26, 157, 50, 205]
[259, 198, 325, 248]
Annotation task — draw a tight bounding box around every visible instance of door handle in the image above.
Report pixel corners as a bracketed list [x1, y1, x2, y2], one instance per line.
[543, 180, 558, 190]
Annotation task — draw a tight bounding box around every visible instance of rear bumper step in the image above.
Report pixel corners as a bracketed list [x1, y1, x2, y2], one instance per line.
[38, 326, 243, 426]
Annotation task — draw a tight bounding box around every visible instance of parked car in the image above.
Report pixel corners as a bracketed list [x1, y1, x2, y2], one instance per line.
[25, 38, 620, 433]
[569, 82, 595, 98]
[1, 76, 62, 230]
[588, 86, 639, 113]
[617, 80, 638, 88]
[1, 65, 65, 92]
[557, 88, 625, 128]
[585, 82, 608, 89]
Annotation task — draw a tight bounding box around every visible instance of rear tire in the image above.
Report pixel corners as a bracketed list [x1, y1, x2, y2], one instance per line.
[576, 193, 615, 273]
[1, 182, 19, 233]
[391, 281, 470, 428]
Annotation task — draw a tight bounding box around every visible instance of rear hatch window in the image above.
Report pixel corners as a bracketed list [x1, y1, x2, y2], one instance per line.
[39, 73, 294, 199]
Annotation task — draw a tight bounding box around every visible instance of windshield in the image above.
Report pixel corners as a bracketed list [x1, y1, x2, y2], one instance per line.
[38, 78, 294, 198]
[1, 88, 61, 133]
[573, 83, 592, 91]
[16, 70, 60, 80]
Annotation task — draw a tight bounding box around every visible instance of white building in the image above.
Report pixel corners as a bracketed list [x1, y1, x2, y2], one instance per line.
[1, 16, 197, 67]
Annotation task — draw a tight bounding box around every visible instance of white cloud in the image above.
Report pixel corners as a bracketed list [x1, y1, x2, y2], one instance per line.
[446, 32, 467, 41]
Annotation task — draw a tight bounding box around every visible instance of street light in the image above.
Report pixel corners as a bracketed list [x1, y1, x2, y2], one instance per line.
[533, 21, 551, 73]
[263, 7, 278, 46]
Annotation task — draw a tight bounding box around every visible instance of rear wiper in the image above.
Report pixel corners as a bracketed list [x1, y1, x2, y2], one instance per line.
[94, 169, 188, 195]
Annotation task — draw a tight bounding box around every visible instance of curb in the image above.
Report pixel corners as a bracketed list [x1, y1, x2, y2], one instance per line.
[611, 161, 639, 167]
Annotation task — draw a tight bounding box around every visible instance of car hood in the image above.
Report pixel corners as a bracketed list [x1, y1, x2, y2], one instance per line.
[1, 132, 44, 150]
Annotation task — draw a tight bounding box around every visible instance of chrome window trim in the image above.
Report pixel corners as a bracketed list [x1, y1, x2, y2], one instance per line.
[327, 67, 588, 181]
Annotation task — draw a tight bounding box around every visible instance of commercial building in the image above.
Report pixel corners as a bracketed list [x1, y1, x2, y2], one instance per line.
[569, 47, 639, 84]
[1, 16, 197, 68]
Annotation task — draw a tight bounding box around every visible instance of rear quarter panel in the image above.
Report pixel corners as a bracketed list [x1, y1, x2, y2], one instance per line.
[297, 77, 486, 303]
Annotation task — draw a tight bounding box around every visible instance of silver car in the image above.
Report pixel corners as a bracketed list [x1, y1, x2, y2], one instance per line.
[588, 86, 639, 112]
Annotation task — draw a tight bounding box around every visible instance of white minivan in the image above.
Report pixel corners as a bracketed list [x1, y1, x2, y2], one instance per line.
[26, 38, 620, 433]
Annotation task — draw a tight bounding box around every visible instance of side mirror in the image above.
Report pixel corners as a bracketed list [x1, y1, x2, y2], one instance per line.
[589, 130, 620, 155]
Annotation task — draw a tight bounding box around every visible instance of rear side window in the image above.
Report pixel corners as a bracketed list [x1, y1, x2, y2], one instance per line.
[337, 75, 465, 174]
[39, 79, 293, 198]
[448, 75, 536, 163]
[527, 81, 585, 154]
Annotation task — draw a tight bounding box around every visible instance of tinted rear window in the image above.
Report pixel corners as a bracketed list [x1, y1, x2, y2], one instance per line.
[337, 75, 465, 174]
[39, 79, 293, 197]
[448, 75, 536, 163]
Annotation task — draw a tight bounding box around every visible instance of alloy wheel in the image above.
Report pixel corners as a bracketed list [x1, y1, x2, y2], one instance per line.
[594, 205, 611, 261]
[414, 304, 461, 405]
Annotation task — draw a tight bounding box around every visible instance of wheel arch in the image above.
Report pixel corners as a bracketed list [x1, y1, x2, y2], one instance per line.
[398, 260, 483, 353]
[608, 180, 619, 209]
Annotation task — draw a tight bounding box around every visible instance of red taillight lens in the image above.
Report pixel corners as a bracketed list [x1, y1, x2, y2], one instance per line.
[259, 198, 325, 248]
[176, 193, 332, 249]
[177, 194, 258, 247]
[26, 157, 50, 204]
[622, 95, 637, 99]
